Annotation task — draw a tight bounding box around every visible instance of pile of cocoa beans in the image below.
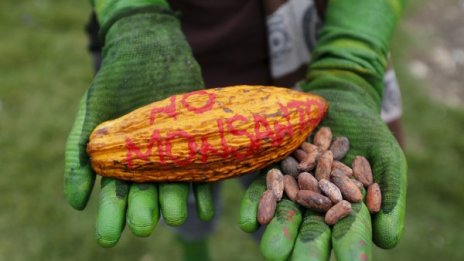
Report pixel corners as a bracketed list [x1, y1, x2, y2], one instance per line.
[258, 127, 382, 226]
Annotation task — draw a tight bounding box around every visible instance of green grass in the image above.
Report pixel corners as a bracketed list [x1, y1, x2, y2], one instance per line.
[1, 0, 463, 260]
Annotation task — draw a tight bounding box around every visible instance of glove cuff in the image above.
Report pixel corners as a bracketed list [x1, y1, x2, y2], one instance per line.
[94, 0, 170, 25]
[302, 0, 404, 109]
[98, 5, 176, 43]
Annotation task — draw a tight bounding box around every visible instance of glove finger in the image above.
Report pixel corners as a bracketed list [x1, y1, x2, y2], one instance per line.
[159, 183, 189, 226]
[290, 210, 331, 261]
[370, 142, 407, 249]
[260, 199, 303, 261]
[96, 177, 129, 248]
[193, 183, 215, 221]
[64, 91, 97, 210]
[332, 203, 372, 261]
[238, 173, 267, 233]
[127, 183, 159, 237]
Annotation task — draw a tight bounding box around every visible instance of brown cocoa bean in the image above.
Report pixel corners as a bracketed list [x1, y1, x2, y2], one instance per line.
[318, 179, 342, 203]
[330, 137, 350, 160]
[330, 170, 363, 203]
[332, 161, 353, 177]
[258, 190, 277, 225]
[352, 156, 373, 187]
[296, 190, 333, 213]
[298, 172, 320, 193]
[300, 142, 318, 154]
[366, 183, 382, 213]
[283, 175, 299, 202]
[313, 127, 332, 150]
[315, 150, 333, 181]
[324, 200, 352, 225]
[266, 168, 284, 201]
[293, 149, 307, 162]
[280, 156, 300, 177]
[351, 178, 364, 191]
[298, 143, 320, 171]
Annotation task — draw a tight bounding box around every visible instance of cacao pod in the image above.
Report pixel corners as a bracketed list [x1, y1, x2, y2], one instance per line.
[87, 85, 327, 182]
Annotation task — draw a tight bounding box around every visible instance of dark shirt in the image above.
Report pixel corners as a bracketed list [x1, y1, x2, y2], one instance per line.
[87, 1, 328, 87]
[170, 0, 272, 88]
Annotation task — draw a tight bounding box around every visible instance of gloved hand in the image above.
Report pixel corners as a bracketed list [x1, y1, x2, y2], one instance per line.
[64, 1, 214, 247]
[239, 0, 407, 260]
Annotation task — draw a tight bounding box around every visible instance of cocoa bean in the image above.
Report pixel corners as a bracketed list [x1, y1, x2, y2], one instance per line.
[283, 175, 299, 202]
[330, 170, 363, 203]
[266, 168, 284, 201]
[258, 190, 277, 225]
[298, 143, 320, 171]
[330, 137, 350, 160]
[296, 190, 333, 213]
[318, 179, 342, 203]
[313, 127, 332, 150]
[351, 178, 364, 191]
[332, 161, 353, 177]
[366, 183, 382, 213]
[285, 128, 381, 225]
[292, 149, 307, 162]
[352, 156, 373, 186]
[324, 200, 352, 225]
[315, 150, 333, 181]
[300, 142, 319, 154]
[298, 172, 320, 193]
[280, 156, 299, 177]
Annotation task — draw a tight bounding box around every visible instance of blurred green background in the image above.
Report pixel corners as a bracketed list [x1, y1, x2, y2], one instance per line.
[1, 0, 463, 260]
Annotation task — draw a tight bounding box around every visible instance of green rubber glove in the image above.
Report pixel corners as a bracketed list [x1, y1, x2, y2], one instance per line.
[64, 2, 215, 247]
[239, 0, 407, 260]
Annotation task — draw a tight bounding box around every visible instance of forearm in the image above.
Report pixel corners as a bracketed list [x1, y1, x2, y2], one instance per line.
[302, 0, 405, 108]
[92, 0, 170, 26]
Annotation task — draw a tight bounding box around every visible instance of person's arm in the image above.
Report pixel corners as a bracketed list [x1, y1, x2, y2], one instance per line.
[65, 0, 214, 247]
[240, 0, 407, 259]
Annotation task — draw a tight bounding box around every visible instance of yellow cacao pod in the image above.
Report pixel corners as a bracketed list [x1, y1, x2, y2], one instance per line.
[87, 85, 328, 182]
